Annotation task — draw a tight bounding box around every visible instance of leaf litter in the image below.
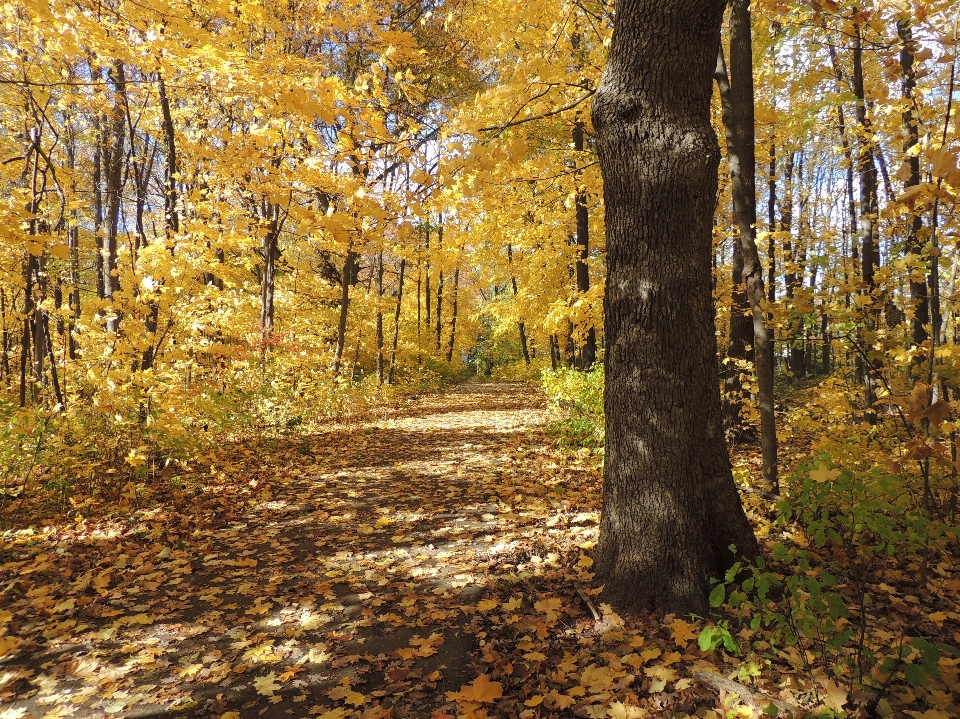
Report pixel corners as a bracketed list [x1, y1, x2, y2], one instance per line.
[2, 382, 960, 718]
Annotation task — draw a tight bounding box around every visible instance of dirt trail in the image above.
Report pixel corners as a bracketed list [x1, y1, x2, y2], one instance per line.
[2, 382, 604, 718]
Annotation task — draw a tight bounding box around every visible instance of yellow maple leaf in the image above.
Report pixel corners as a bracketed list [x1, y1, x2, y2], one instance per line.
[453, 673, 503, 703]
[254, 672, 280, 696]
[640, 647, 661, 662]
[809, 463, 841, 483]
[669, 618, 699, 645]
[644, 664, 677, 682]
[661, 651, 681, 665]
[345, 691, 366, 707]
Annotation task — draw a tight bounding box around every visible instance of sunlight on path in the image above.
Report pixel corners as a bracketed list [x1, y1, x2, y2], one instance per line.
[1, 382, 605, 719]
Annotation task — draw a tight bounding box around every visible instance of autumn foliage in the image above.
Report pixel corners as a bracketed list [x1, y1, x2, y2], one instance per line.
[1, 0, 960, 716]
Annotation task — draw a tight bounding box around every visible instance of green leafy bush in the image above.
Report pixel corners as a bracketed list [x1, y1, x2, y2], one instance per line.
[704, 457, 959, 703]
[541, 365, 604, 449]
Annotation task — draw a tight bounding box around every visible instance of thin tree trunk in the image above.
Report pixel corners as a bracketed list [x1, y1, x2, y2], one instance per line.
[550, 334, 559, 371]
[387, 258, 405, 384]
[416, 260, 422, 364]
[898, 18, 928, 367]
[853, 21, 881, 416]
[93, 115, 105, 302]
[42, 314, 63, 408]
[260, 207, 279, 345]
[376, 251, 385, 383]
[158, 73, 179, 236]
[715, 49, 754, 441]
[20, 255, 34, 407]
[573, 120, 597, 369]
[508, 244, 532, 366]
[139, 72, 179, 372]
[103, 60, 126, 334]
[435, 224, 443, 352]
[446, 267, 460, 363]
[424, 226, 431, 339]
[592, 0, 759, 614]
[717, 16, 778, 491]
[790, 151, 806, 379]
[0, 290, 9, 381]
[767, 144, 776, 303]
[332, 249, 356, 374]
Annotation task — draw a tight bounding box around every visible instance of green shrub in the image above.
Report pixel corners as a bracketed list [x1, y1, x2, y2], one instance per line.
[703, 457, 959, 701]
[542, 365, 604, 449]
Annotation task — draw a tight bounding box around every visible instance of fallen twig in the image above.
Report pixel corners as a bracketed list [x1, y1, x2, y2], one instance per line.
[694, 670, 805, 718]
[574, 583, 601, 622]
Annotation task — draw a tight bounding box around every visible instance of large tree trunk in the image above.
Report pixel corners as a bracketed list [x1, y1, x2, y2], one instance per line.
[592, 0, 760, 615]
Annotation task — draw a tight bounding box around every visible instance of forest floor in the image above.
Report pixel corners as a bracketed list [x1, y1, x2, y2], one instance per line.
[1, 382, 955, 719]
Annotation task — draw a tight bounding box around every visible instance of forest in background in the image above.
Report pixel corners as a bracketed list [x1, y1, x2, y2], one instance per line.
[2, 0, 960, 715]
[1, 0, 957, 502]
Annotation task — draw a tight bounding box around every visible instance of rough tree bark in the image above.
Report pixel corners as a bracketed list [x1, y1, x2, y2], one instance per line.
[592, 0, 760, 614]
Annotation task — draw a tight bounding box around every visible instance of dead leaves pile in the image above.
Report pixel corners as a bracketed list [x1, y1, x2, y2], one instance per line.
[1, 383, 959, 719]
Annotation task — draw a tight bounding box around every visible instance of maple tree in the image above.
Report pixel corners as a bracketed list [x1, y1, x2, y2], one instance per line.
[1, 0, 960, 716]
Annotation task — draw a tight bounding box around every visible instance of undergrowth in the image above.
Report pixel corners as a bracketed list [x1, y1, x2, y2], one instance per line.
[0, 359, 458, 530]
[544, 365, 960, 715]
[541, 365, 604, 449]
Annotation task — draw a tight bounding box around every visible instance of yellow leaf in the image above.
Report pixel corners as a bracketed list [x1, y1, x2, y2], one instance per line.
[669, 618, 699, 645]
[345, 691, 366, 707]
[661, 651, 681, 665]
[809, 464, 841, 483]
[640, 647, 661, 663]
[524, 695, 544, 707]
[255, 672, 281, 696]
[477, 599, 499, 612]
[451, 673, 503, 703]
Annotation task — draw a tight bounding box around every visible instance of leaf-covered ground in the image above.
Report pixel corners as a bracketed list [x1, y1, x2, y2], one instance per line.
[2, 382, 959, 719]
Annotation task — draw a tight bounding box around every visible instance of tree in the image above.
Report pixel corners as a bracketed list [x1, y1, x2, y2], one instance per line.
[715, 0, 778, 492]
[591, 0, 760, 614]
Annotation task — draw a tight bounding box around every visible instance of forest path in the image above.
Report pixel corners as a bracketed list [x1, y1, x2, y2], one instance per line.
[2, 382, 610, 719]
